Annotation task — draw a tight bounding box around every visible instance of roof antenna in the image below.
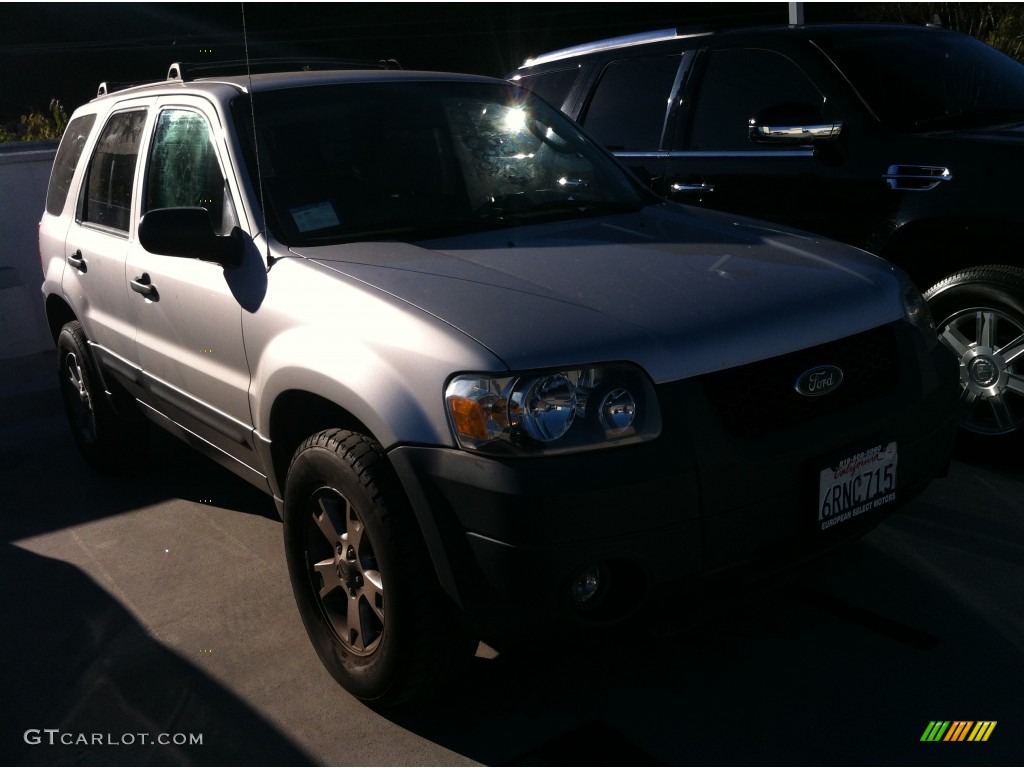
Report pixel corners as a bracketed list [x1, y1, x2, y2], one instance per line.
[242, 2, 276, 270]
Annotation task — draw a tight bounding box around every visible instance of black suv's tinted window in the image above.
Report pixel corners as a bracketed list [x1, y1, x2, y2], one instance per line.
[582, 54, 682, 150]
[817, 31, 1024, 131]
[516, 67, 580, 110]
[81, 110, 147, 231]
[686, 48, 824, 150]
[45, 114, 96, 216]
[145, 109, 226, 233]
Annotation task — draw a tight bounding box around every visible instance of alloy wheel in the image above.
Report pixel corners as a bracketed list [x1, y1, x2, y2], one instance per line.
[306, 487, 385, 655]
[63, 351, 98, 443]
[938, 308, 1024, 435]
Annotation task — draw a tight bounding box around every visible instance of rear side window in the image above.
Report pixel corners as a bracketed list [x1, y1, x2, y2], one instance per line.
[80, 110, 147, 232]
[581, 54, 682, 150]
[145, 109, 227, 234]
[45, 114, 96, 216]
[516, 67, 580, 110]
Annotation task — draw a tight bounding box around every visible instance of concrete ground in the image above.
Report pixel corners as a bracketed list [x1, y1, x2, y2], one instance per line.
[1, 350, 1022, 766]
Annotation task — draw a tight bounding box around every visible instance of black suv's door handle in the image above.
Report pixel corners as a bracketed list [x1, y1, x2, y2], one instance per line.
[67, 250, 87, 272]
[670, 181, 716, 196]
[130, 273, 158, 300]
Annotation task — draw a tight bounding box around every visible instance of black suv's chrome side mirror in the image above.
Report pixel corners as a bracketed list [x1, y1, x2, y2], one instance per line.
[748, 103, 845, 145]
[139, 208, 244, 268]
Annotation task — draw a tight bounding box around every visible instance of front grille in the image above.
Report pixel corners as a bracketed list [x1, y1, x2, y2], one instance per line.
[698, 323, 901, 439]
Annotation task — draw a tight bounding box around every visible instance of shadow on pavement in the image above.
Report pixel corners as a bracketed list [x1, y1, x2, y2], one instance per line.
[0, 384, 276, 545]
[0, 354, 305, 765]
[388, 508, 1024, 767]
[0, 542, 313, 766]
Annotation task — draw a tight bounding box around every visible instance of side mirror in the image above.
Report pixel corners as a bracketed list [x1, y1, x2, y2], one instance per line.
[748, 103, 844, 145]
[138, 207, 244, 268]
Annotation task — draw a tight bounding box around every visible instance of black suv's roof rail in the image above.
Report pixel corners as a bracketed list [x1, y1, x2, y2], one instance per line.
[520, 27, 714, 68]
[166, 57, 402, 83]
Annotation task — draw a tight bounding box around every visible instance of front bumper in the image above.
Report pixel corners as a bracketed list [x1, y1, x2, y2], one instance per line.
[388, 322, 960, 640]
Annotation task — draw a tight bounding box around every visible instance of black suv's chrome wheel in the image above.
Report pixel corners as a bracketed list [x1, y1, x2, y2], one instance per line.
[926, 266, 1024, 437]
[939, 308, 1024, 435]
[283, 429, 474, 708]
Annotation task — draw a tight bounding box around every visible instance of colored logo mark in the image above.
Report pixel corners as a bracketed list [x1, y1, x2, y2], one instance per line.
[921, 721, 997, 742]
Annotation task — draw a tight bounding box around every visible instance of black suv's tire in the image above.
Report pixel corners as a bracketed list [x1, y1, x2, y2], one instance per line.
[57, 320, 147, 471]
[282, 429, 474, 708]
[924, 266, 1024, 437]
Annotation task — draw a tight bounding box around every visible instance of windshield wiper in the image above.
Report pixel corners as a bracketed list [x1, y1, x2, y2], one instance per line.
[294, 217, 511, 245]
[476, 198, 643, 224]
[291, 200, 645, 245]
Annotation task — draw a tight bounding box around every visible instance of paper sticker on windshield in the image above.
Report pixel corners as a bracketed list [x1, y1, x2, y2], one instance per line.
[291, 202, 340, 232]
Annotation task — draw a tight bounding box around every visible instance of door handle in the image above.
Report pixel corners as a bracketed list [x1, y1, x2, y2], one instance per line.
[67, 250, 87, 272]
[130, 273, 158, 300]
[670, 182, 716, 195]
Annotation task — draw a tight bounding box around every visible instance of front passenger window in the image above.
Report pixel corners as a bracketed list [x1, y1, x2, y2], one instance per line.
[687, 48, 827, 150]
[145, 110, 230, 234]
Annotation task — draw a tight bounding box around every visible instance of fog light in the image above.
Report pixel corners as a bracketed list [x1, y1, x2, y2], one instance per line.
[570, 565, 601, 605]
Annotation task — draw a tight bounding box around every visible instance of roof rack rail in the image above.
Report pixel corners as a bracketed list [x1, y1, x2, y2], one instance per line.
[97, 79, 158, 97]
[166, 57, 402, 82]
[97, 56, 403, 98]
[520, 26, 715, 68]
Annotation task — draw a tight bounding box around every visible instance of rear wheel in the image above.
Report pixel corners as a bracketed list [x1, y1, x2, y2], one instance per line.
[282, 429, 474, 707]
[925, 266, 1024, 437]
[57, 320, 147, 470]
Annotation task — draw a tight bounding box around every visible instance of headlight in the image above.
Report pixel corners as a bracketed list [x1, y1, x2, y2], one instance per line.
[445, 364, 661, 455]
[902, 283, 938, 349]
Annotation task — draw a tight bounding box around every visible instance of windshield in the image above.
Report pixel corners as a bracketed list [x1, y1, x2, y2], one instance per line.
[818, 30, 1024, 131]
[232, 80, 649, 246]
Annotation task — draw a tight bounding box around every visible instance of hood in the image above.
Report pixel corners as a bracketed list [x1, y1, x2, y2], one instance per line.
[292, 205, 905, 383]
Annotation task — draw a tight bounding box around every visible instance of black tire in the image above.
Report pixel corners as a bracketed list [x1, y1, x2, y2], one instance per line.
[282, 429, 474, 707]
[924, 266, 1024, 438]
[57, 320, 147, 471]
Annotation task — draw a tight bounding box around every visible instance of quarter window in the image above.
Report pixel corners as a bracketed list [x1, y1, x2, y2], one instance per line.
[516, 67, 580, 110]
[686, 48, 826, 150]
[145, 109, 228, 234]
[80, 110, 147, 231]
[581, 54, 682, 151]
[45, 114, 96, 216]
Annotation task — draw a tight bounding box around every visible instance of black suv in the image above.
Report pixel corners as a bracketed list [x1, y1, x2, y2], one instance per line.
[512, 23, 1024, 440]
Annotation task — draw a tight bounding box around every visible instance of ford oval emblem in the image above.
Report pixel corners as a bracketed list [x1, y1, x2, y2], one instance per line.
[795, 365, 844, 397]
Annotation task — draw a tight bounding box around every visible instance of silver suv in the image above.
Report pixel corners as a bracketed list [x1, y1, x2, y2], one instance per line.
[40, 62, 959, 706]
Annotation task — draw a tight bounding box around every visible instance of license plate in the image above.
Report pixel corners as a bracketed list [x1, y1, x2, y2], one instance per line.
[817, 442, 897, 532]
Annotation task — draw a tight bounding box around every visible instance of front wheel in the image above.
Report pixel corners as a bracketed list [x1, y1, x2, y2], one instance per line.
[925, 266, 1024, 437]
[282, 429, 474, 707]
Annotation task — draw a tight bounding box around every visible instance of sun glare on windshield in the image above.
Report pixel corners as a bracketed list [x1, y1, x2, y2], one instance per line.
[501, 106, 528, 133]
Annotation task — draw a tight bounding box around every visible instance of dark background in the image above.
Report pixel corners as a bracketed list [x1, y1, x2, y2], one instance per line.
[1, 1, 873, 120]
